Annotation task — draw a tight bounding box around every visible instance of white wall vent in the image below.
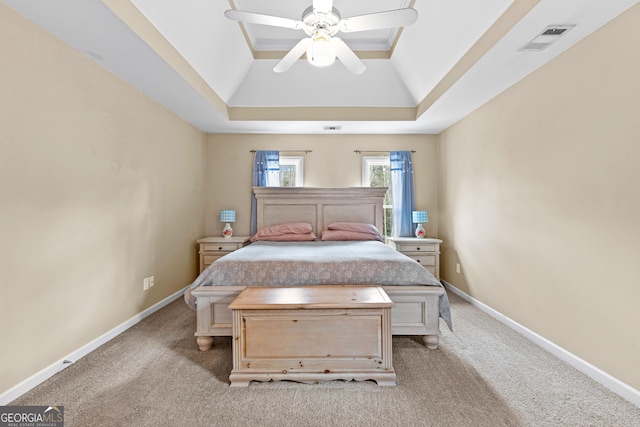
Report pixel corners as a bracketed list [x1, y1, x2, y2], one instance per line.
[520, 25, 575, 51]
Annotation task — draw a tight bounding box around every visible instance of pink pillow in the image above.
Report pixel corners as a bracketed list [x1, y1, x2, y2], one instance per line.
[257, 222, 312, 236]
[253, 232, 317, 242]
[328, 222, 380, 234]
[250, 222, 316, 242]
[321, 230, 383, 242]
[326, 222, 383, 240]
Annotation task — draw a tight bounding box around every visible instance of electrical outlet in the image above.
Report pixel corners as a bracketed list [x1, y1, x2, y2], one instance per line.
[456, 263, 461, 274]
[143, 277, 150, 291]
[149, 276, 155, 287]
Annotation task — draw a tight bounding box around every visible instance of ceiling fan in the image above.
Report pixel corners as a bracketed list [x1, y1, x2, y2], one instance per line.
[225, 0, 418, 75]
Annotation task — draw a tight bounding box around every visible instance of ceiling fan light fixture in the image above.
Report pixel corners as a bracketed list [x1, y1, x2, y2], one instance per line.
[306, 36, 336, 67]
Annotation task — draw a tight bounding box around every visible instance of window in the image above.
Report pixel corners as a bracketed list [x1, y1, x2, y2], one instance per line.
[279, 156, 304, 187]
[362, 156, 392, 237]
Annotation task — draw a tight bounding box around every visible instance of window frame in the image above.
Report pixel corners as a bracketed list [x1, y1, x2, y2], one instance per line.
[362, 156, 392, 237]
[362, 156, 390, 187]
[279, 156, 304, 187]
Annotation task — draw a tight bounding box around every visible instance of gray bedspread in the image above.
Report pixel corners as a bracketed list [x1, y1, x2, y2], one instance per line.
[184, 240, 451, 329]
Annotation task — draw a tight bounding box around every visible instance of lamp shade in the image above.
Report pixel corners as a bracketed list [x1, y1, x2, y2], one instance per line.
[412, 210, 428, 223]
[220, 210, 236, 223]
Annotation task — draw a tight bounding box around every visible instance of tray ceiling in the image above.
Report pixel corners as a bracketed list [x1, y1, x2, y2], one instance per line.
[3, 0, 639, 134]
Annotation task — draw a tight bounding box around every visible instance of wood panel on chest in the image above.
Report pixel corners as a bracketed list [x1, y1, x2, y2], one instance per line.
[228, 286, 396, 387]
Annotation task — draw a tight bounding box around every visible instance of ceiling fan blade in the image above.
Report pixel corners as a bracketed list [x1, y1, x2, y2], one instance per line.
[331, 37, 366, 75]
[274, 38, 313, 73]
[225, 9, 305, 30]
[338, 8, 418, 33]
[313, 0, 334, 15]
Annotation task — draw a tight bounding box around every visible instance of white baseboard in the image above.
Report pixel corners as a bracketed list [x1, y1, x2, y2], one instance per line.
[442, 281, 640, 408]
[0, 286, 188, 406]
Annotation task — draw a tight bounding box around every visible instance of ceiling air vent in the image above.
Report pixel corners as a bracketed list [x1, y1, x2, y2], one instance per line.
[519, 25, 575, 51]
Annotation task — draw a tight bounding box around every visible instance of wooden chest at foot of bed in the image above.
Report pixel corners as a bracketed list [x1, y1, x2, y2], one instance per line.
[228, 286, 396, 387]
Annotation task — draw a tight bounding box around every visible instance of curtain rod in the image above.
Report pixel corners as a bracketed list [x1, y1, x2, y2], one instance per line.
[354, 150, 416, 154]
[250, 150, 312, 153]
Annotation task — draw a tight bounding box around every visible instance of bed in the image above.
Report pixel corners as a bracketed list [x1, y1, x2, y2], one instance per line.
[186, 187, 451, 352]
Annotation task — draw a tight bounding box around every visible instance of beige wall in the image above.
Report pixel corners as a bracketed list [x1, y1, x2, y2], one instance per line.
[205, 134, 439, 237]
[0, 5, 206, 395]
[438, 4, 640, 390]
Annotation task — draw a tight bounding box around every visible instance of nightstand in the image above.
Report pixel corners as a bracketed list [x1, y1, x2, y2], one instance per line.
[387, 237, 442, 279]
[197, 236, 250, 273]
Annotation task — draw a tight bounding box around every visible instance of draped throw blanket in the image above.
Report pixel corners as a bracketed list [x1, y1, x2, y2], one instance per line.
[390, 151, 415, 237]
[250, 151, 280, 236]
[184, 241, 452, 330]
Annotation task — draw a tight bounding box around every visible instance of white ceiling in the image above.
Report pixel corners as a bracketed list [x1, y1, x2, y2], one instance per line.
[3, 0, 638, 134]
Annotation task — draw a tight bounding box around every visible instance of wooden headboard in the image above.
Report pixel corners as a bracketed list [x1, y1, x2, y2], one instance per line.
[253, 187, 388, 234]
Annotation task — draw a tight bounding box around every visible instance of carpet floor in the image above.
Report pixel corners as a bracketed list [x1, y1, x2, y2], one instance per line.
[11, 291, 640, 426]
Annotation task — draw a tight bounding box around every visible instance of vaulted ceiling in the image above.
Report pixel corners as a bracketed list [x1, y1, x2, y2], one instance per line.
[4, 0, 639, 134]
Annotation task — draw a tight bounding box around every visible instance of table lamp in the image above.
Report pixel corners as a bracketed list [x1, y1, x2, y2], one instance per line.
[411, 210, 428, 238]
[220, 209, 236, 238]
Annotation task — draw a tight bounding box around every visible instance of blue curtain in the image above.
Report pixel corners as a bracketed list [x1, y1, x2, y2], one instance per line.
[250, 151, 280, 235]
[390, 151, 415, 237]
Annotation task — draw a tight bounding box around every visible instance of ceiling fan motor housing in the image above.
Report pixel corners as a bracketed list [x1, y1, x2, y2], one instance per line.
[302, 6, 341, 37]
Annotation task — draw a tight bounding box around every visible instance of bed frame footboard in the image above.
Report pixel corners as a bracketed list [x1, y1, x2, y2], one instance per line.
[384, 286, 444, 349]
[192, 286, 246, 351]
[191, 285, 443, 351]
